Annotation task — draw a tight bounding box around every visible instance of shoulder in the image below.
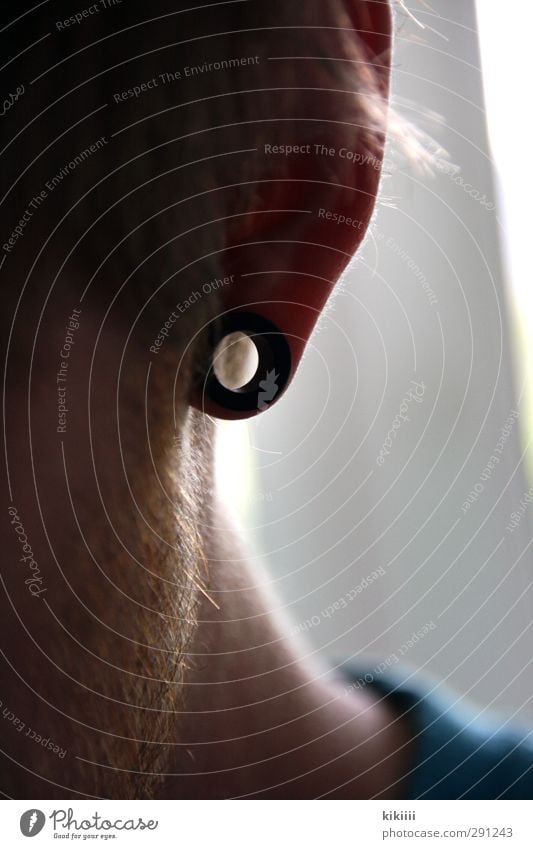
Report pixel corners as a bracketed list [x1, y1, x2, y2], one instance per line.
[340, 663, 533, 799]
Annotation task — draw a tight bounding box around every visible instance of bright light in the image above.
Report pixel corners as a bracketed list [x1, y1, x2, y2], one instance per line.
[215, 419, 255, 521]
[476, 1, 533, 474]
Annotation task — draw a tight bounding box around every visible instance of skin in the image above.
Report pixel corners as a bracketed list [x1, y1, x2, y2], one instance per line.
[0, 0, 414, 798]
[2, 283, 412, 800]
[178, 503, 413, 799]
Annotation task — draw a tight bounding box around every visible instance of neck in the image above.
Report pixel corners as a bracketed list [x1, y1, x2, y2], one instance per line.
[2, 304, 210, 798]
[171, 498, 411, 799]
[2, 304, 409, 799]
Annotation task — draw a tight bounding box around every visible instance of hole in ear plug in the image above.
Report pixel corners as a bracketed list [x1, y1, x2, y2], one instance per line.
[212, 331, 259, 391]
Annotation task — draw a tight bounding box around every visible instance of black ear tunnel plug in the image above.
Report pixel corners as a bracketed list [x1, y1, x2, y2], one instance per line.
[196, 311, 292, 417]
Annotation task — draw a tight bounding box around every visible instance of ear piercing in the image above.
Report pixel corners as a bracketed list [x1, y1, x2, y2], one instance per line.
[195, 311, 292, 419]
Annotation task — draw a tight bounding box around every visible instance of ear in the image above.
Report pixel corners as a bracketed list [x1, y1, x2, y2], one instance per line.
[192, 0, 392, 420]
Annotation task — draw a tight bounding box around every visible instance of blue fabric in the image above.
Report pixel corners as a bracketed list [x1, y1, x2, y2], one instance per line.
[342, 664, 533, 799]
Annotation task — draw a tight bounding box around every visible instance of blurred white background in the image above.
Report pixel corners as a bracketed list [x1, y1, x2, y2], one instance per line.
[218, 1, 533, 720]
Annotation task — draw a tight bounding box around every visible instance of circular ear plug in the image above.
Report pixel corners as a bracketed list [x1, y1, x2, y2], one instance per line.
[193, 311, 292, 419]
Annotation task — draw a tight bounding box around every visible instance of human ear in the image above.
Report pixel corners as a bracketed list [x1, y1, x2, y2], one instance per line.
[191, 1, 392, 420]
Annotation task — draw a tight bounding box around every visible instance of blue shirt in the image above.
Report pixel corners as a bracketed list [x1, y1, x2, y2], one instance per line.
[343, 664, 533, 799]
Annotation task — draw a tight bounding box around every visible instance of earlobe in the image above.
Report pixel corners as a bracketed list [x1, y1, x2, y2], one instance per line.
[190, 0, 392, 420]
